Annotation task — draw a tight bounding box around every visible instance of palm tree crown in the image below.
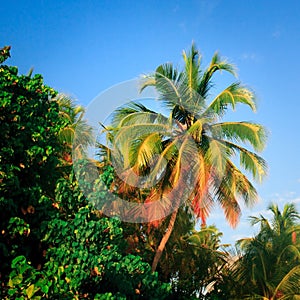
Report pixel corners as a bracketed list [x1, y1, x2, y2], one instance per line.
[105, 44, 267, 224]
[101, 43, 267, 271]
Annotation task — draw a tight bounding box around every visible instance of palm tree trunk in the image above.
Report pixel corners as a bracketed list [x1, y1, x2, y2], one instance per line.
[151, 209, 178, 272]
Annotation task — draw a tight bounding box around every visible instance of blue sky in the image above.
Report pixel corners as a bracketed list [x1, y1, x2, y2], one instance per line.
[1, 0, 300, 244]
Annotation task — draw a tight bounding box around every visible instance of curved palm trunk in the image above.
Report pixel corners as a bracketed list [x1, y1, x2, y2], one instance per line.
[151, 209, 178, 272]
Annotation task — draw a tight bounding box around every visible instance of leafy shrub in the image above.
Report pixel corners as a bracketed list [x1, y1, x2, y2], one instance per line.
[0, 47, 64, 287]
[0, 48, 170, 299]
[5, 171, 170, 299]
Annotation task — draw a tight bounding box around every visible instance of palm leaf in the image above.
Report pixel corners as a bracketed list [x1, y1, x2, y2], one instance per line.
[226, 160, 258, 206]
[215, 179, 241, 227]
[130, 132, 162, 169]
[210, 121, 267, 151]
[169, 135, 199, 186]
[198, 52, 236, 98]
[204, 82, 256, 116]
[182, 42, 201, 91]
[187, 119, 203, 142]
[219, 140, 267, 182]
[111, 102, 159, 127]
[273, 265, 300, 299]
[277, 244, 300, 265]
[205, 138, 230, 176]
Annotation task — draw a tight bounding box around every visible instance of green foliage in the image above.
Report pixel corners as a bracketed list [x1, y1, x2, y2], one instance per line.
[0, 46, 11, 64]
[163, 224, 228, 299]
[209, 203, 300, 299]
[5, 171, 170, 299]
[236, 203, 300, 299]
[0, 50, 170, 299]
[6, 255, 52, 299]
[0, 54, 64, 283]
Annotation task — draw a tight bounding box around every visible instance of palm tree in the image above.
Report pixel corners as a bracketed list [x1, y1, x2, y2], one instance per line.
[56, 94, 93, 164]
[235, 203, 300, 299]
[102, 43, 267, 272]
[165, 224, 228, 298]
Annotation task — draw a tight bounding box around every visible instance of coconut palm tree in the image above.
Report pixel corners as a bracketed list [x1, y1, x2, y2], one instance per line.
[165, 224, 228, 299]
[234, 203, 300, 299]
[102, 43, 267, 272]
[56, 94, 93, 164]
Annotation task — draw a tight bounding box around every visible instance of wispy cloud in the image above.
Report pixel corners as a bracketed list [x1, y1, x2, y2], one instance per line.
[239, 52, 259, 62]
[199, 0, 220, 15]
[172, 4, 179, 13]
[272, 29, 282, 39]
[178, 22, 186, 33]
[249, 208, 272, 218]
[292, 197, 300, 204]
[263, 191, 300, 209]
[231, 233, 251, 242]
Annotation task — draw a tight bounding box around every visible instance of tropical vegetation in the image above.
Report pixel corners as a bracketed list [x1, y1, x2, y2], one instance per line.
[100, 43, 267, 273]
[1, 45, 299, 299]
[209, 203, 300, 299]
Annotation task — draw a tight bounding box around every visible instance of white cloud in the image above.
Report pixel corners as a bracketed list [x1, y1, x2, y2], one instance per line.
[249, 208, 272, 218]
[240, 53, 258, 62]
[231, 233, 251, 241]
[262, 192, 300, 209]
[292, 197, 300, 204]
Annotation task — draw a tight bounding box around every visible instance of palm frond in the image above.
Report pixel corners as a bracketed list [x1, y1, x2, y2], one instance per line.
[142, 64, 205, 122]
[111, 123, 171, 170]
[277, 244, 300, 265]
[249, 215, 271, 229]
[205, 139, 229, 176]
[273, 265, 300, 298]
[236, 237, 254, 250]
[219, 140, 267, 182]
[198, 52, 236, 98]
[114, 123, 171, 147]
[215, 180, 241, 227]
[187, 119, 203, 142]
[204, 83, 256, 116]
[240, 150, 267, 183]
[146, 138, 179, 185]
[226, 160, 258, 206]
[282, 203, 300, 222]
[169, 135, 199, 186]
[211, 121, 267, 151]
[56, 94, 93, 152]
[182, 42, 201, 93]
[130, 132, 162, 169]
[111, 101, 159, 127]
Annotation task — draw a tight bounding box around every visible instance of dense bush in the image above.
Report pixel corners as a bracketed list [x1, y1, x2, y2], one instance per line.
[0, 47, 63, 284]
[0, 48, 170, 299]
[5, 170, 170, 299]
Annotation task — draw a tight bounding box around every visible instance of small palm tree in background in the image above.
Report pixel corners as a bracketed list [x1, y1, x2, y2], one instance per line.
[235, 203, 300, 299]
[165, 224, 228, 298]
[101, 43, 267, 272]
[56, 94, 93, 165]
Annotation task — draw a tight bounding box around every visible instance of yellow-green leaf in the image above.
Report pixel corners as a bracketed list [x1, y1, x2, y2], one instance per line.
[26, 284, 35, 299]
